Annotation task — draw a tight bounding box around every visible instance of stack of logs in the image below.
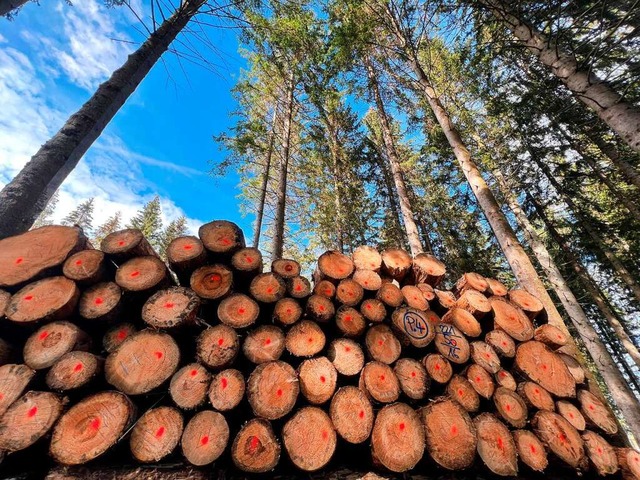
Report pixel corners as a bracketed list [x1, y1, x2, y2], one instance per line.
[0, 221, 639, 479]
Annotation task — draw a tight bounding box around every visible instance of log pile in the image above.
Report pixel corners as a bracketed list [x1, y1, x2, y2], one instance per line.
[0, 221, 638, 478]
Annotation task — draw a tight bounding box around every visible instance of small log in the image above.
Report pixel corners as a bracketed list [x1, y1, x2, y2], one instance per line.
[365, 324, 402, 364]
[169, 363, 211, 410]
[115, 256, 169, 293]
[282, 407, 336, 472]
[78, 281, 122, 323]
[101, 229, 157, 262]
[287, 276, 311, 299]
[577, 389, 618, 435]
[336, 306, 366, 337]
[474, 413, 518, 476]
[442, 307, 481, 338]
[518, 381, 556, 411]
[508, 289, 544, 319]
[401, 285, 429, 310]
[273, 297, 302, 326]
[271, 258, 300, 278]
[447, 375, 480, 413]
[466, 364, 495, 399]
[380, 248, 412, 281]
[359, 361, 400, 404]
[247, 361, 299, 420]
[557, 400, 586, 431]
[0, 364, 35, 417]
[391, 307, 438, 348]
[582, 430, 619, 476]
[330, 386, 374, 444]
[317, 250, 354, 281]
[416, 282, 436, 301]
[196, 324, 239, 369]
[232, 419, 281, 473]
[327, 338, 365, 376]
[0, 289, 9, 318]
[298, 356, 337, 405]
[217, 293, 260, 329]
[50, 391, 135, 465]
[6, 276, 80, 324]
[409, 253, 446, 286]
[0, 391, 63, 452]
[360, 298, 387, 323]
[495, 369, 517, 391]
[371, 403, 424, 473]
[616, 448, 640, 480]
[421, 397, 477, 470]
[335, 278, 364, 306]
[493, 386, 528, 428]
[24, 321, 90, 370]
[456, 290, 491, 319]
[532, 410, 587, 469]
[142, 287, 200, 329]
[243, 325, 285, 364]
[0, 225, 87, 289]
[198, 220, 245, 255]
[434, 323, 470, 364]
[535, 324, 568, 350]
[352, 245, 382, 271]
[305, 294, 335, 322]
[558, 352, 586, 384]
[106, 329, 180, 395]
[485, 277, 508, 297]
[231, 247, 264, 279]
[285, 320, 325, 357]
[515, 341, 576, 398]
[313, 280, 336, 299]
[470, 341, 501, 374]
[433, 289, 457, 310]
[513, 429, 548, 472]
[190, 265, 233, 300]
[166, 236, 207, 285]
[353, 269, 382, 291]
[181, 410, 229, 466]
[394, 357, 429, 400]
[455, 272, 488, 295]
[376, 282, 404, 308]
[46, 351, 103, 391]
[208, 368, 245, 411]
[63, 249, 108, 285]
[423, 353, 453, 384]
[485, 329, 516, 358]
[130, 406, 183, 463]
[103, 323, 137, 353]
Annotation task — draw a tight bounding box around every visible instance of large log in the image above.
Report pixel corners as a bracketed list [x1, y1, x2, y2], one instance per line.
[6, 276, 80, 324]
[352, 245, 382, 271]
[359, 361, 400, 404]
[317, 250, 354, 281]
[298, 356, 337, 405]
[513, 429, 548, 472]
[582, 430, 619, 476]
[394, 357, 429, 400]
[231, 418, 281, 473]
[190, 264, 233, 300]
[365, 324, 402, 364]
[243, 325, 285, 364]
[532, 410, 588, 469]
[24, 321, 91, 370]
[327, 338, 365, 376]
[62, 249, 109, 285]
[515, 341, 576, 398]
[130, 406, 183, 463]
[282, 407, 336, 472]
[217, 293, 259, 329]
[181, 410, 229, 466]
[247, 361, 299, 420]
[198, 220, 245, 256]
[330, 386, 374, 444]
[142, 287, 200, 329]
[285, 320, 325, 357]
[115, 256, 169, 293]
[474, 413, 518, 476]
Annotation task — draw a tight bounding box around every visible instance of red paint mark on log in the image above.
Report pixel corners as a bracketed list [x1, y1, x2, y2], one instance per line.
[117, 330, 127, 340]
[451, 425, 458, 435]
[379, 375, 385, 381]
[267, 288, 273, 294]
[589, 405, 595, 411]
[399, 423, 405, 431]
[505, 404, 511, 412]
[359, 410, 364, 419]
[378, 340, 383, 346]
[534, 388, 540, 394]
[164, 302, 174, 308]
[183, 244, 192, 250]
[190, 369, 198, 377]
[558, 433, 567, 443]
[210, 274, 221, 282]
[246, 256, 253, 263]
[222, 238, 231, 246]
[322, 430, 328, 440]
[319, 305, 325, 311]
[74, 363, 83, 372]
[475, 377, 481, 383]
[218, 338, 224, 346]
[24, 295, 33, 301]
[320, 376, 326, 383]
[27, 407, 37, 418]
[542, 365, 548, 370]
[458, 389, 464, 396]
[95, 297, 103, 305]
[435, 364, 441, 370]
[238, 308, 245, 314]
[530, 444, 536, 453]
[324, 290, 331, 295]
[277, 389, 283, 397]
[156, 427, 165, 438]
[597, 447, 603, 454]
[221, 377, 228, 389]
[118, 241, 125, 246]
[154, 351, 163, 359]
[307, 337, 313, 343]
[90, 417, 101, 430]
[15, 257, 23, 264]
[265, 338, 271, 345]
[345, 346, 351, 352]
[75, 260, 83, 266]
[130, 271, 140, 277]
[497, 437, 504, 450]
[39, 331, 49, 340]
[201, 436, 209, 445]
[499, 371, 506, 377]
[295, 285, 302, 291]
[286, 309, 291, 314]
[249, 435, 259, 451]
[345, 316, 352, 322]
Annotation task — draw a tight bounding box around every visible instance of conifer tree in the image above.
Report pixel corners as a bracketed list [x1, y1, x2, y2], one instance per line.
[62, 198, 95, 234]
[127, 196, 163, 249]
[32, 191, 59, 229]
[93, 212, 122, 246]
[160, 216, 188, 256]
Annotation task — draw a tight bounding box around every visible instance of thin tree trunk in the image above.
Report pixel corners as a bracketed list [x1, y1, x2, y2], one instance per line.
[590, 134, 640, 190]
[0, 0, 206, 240]
[383, 10, 640, 442]
[0, 0, 28, 17]
[481, 0, 640, 152]
[323, 110, 346, 253]
[253, 107, 278, 249]
[375, 144, 405, 246]
[364, 55, 423, 256]
[529, 150, 640, 304]
[272, 69, 295, 260]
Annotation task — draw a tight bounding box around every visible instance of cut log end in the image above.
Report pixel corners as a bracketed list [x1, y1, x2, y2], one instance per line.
[79, 281, 122, 322]
[365, 325, 402, 365]
[423, 353, 453, 384]
[493, 386, 528, 428]
[336, 278, 364, 306]
[101, 229, 156, 261]
[352, 245, 382, 271]
[336, 306, 366, 337]
[474, 413, 518, 476]
[285, 320, 325, 357]
[442, 307, 481, 338]
[330, 386, 374, 444]
[394, 357, 429, 400]
[243, 325, 285, 364]
[115, 256, 168, 293]
[532, 410, 587, 470]
[508, 289, 544, 319]
[196, 325, 239, 369]
[45, 351, 103, 391]
[558, 352, 586, 384]
[217, 293, 259, 329]
[287, 276, 311, 299]
[181, 410, 229, 466]
[376, 283, 403, 308]
[353, 269, 382, 291]
[456, 289, 491, 319]
[401, 285, 429, 311]
[24, 321, 90, 370]
[247, 361, 299, 420]
[273, 297, 302, 326]
[557, 400, 586, 431]
[535, 324, 569, 350]
[298, 356, 337, 405]
[130, 406, 183, 463]
[371, 403, 424, 473]
[466, 364, 495, 399]
[616, 448, 640, 480]
[455, 272, 488, 295]
[198, 220, 245, 255]
[283, 407, 336, 472]
[434, 323, 470, 364]
[208, 368, 245, 411]
[317, 250, 355, 281]
[103, 323, 137, 353]
[306, 294, 335, 323]
[391, 307, 438, 348]
[327, 338, 365, 376]
[232, 419, 281, 473]
[231, 247, 264, 274]
[359, 361, 400, 404]
[470, 341, 501, 374]
[169, 363, 211, 410]
[190, 264, 233, 300]
[485, 277, 508, 297]
[411, 253, 446, 286]
[578, 389, 618, 435]
[582, 430, 618, 476]
[63, 249, 107, 285]
[485, 329, 516, 358]
[271, 258, 300, 278]
[495, 369, 517, 391]
[313, 279, 336, 299]
[360, 298, 387, 323]
[515, 341, 576, 398]
[0, 364, 35, 417]
[250, 272, 286, 303]
[447, 375, 480, 413]
[517, 381, 556, 411]
[513, 429, 548, 472]
[380, 248, 412, 281]
[166, 236, 207, 280]
[142, 287, 200, 329]
[7, 276, 79, 324]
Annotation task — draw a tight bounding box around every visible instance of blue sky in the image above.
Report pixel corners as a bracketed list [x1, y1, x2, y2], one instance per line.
[0, 0, 253, 234]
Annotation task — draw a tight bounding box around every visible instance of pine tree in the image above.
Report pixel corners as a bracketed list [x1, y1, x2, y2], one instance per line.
[127, 196, 163, 249]
[61, 198, 95, 235]
[93, 212, 122, 247]
[32, 191, 59, 229]
[159, 216, 188, 257]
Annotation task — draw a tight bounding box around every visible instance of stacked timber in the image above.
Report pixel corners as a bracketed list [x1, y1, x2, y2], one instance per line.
[0, 221, 637, 478]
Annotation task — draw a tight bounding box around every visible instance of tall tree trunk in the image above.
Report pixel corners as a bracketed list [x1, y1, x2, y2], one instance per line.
[364, 55, 423, 256]
[272, 69, 295, 260]
[589, 133, 640, 190]
[529, 150, 640, 304]
[383, 10, 640, 442]
[480, 0, 640, 152]
[253, 107, 278, 249]
[0, 0, 28, 17]
[323, 110, 346, 253]
[0, 0, 206, 240]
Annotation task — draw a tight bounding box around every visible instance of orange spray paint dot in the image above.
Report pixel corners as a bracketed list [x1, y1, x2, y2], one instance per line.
[74, 363, 83, 372]
[435, 364, 440, 370]
[411, 371, 416, 377]
[210, 274, 221, 282]
[534, 389, 540, 394]
[118, 240, 125, 246]
[285, 264, 293, 272]
[379, 375, 385, 381]
[502, 342, 507, 346]
[451, 425, 458, 435]
[221, 377, 228, 389]
[499, 371, 506, 377]
[475, 377, 481, 382]
[378, 340, 383, 346]
[320, 376, 326, 383]
[286, 309, 292, 314]
[238, 308, 245, 314]
[117, 330, 127, 340]
[505, 404, 511, 412]
[319, 305, 325, 311]
[359, 410, 364, 419]
[399, 423, 405, 431]
[249, 435, 259, 450]
[164, 302, 174, 308]
[265, 338, 271, 345]
[277, 389, 283, 397]
[530, 444, 536, 453]
[155, 427, 165, 438]
[218, 338, 224, 346]
[542, 365, 547, 370]
[90, 417, 101, 430]
[0, 393, 3, 400]
[201, 436, 209, 445]
[366, 304, 371, 309]
[589, 405, 595, 411]
[95, 297, 104, 305]
[24, 295, 33, 301]
[569, 413, 574, 418]
[183, 244, 192, 250]
[75, 259, 83, 266]
[190, 369, 198, 377]
[266, 288, 273, 294]
[458, 389, 464, 396]
[295, 285, 302, 291]
[246, 256, 253, 264]
[324, 290, 331, 295]
[322, 430, 328, 440]
[307, 337, 313, 343]
[497, 437, 504, 449]
[15, 257, 23, 264]
[222, 238, 231, 245]
[154, 351, 163, 359]
[597, 447, 603, 454]
[27, 407, 38, 418]
[130, 271, 140, 277]
[558, 433, 567, 443]
[345, 316, 352, 322]
[485, 353, 491, 359]
[345, 346, 351, 352]
[39, 331, 49, 340]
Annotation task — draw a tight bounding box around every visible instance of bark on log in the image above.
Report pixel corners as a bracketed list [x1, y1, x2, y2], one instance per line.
[474, 413, 518, 476]
[327, 338, 365, 376]
[231, 418, 281, 473]
[6, 276, 80, 324]
[45, 351, 103, 391]
[0, 289, 9, 319]
[282, 407, 336, 472]
[101, 229, 157, 263]
[78, 281, 122, 323]
[243, 325, 285, 364]
[63, 250, 109, 285]
[285, 320, 325, 357]
[24, 321, 91, 370]
[199, 220, 245, 256]
[515, 341, 576, 398]
[330, 386, 374, 444]
[130, 406, 183, 463]
[298, 356, 337, 405]
[208, 368, 245, 411]
[142, 287, 200, 329]
[196, 324, 239, 369]
[247, 361, 298, 420]
[181, 410, 229, 466]
[169, 363, 211, 410]
[532, 410, 587, 469]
